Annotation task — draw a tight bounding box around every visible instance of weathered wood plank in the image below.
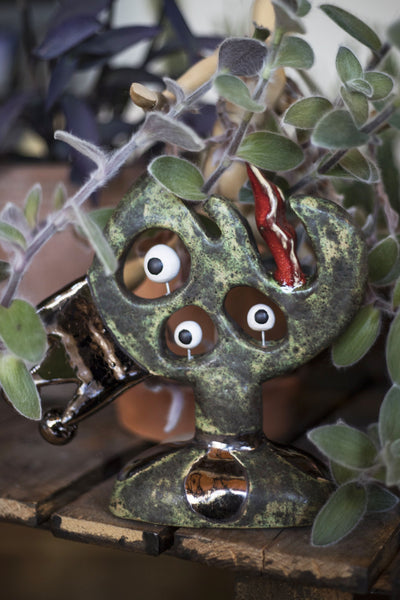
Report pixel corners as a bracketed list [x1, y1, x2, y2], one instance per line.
[51, 477, 175, 556]
[0, 400, 150, 526]
[234, 574, 353, 600]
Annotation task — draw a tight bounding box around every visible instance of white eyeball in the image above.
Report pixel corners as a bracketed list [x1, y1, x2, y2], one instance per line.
[144, 244, 181, 284]
[247, 304, 275, 331]
[174, 320, 203, 349]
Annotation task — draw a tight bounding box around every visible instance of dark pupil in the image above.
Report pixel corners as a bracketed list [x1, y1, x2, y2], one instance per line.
[255, 309, 268, 324]
[178, 329, 192, 345]
[148, 257, 163, 275]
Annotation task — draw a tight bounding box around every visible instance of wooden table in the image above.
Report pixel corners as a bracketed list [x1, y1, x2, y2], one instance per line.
[1, 365, 399, 600]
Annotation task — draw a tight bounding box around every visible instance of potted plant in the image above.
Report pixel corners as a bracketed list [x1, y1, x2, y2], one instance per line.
[1, 0, 400, 543]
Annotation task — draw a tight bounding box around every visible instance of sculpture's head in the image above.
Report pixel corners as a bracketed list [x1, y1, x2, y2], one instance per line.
[88, 175, 367, 431]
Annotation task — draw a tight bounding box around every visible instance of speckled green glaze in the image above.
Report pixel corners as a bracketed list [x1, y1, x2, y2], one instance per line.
[88, 175, 367, 528]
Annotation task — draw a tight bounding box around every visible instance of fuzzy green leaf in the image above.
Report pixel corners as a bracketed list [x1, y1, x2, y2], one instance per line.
[89, 207, 114, 231]
[332, 305, 381, 367]
[274, 35, 314, 69]
[53, 182, 67, 210]
[392, 279, 400, 309]
[0, 354, 41, 420]
[214, 74, 264, 112]
[340, 86, 369, 126]
[144, 113, 205, 152]
[387, 311, 400, 385]
[272, 3, 305, 34]
[339, 149, 377, 183]
[237, 131, 304, 171]
[73, 207, 117, 275]
[308, 423, 377, 469]
[0, 221, 27, 250]
[364, 72, 394, 100]
[311, 482, 367, 546]
[218, 37, 268, 76]
[320, 5, 382, 53]
[284, 96, 332, 129]
[336, 47, 363, 83]
[366, 483, 398, 512]
[330, 461, 359, 485]
[388, 19, 400, 50]
[368, 237, 399, 284]
[312, 109, 368, 149]
[238, 185, 255, 205]
[149, 156, 207, 202]
[0, 300, 47, 363]
[24, 184, 42, 229]
[377, 130, 400, 214]
[379, 384, 400, 446]
[347, 78, 372, 97]
[367, 422, 380, 448]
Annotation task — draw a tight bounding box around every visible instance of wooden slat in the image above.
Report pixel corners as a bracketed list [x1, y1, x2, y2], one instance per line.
[51, 477, 175, 556]
[0, 401, 149, 526]
[234, 574, 353, 600]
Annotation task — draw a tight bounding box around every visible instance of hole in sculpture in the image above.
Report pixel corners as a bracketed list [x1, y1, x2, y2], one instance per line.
[185, 448, 248, 522]
[224, 286, 287, 344]
[165, 305, 217, 357]
[123, 229, 190, 298]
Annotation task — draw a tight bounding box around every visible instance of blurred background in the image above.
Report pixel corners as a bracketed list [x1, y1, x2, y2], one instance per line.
[0, 1, 399, 598]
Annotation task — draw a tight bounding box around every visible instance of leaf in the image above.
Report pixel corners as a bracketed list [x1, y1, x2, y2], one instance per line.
[336, 47, 363, 83]
[77, 26, 161, 56]
[53, 182, 68, 210]
[0, 202, 30, 237]
[347, 78, 373, 97]
[237, 131, 304, 171]
[0, 261, 10, 283]
[271, 3, 306, 34]
[148, 156, 207, 202]
[388, 19, 400, 50]
[35, 16, 102, 60]
[218, 37, 268, 76]
[340, 86, 369, 127]
[320, 5, 382, 53]
[312, 109, 368, 149]
[283, 96, 332, 129]
[0, 300, 47, 363]
[311, 482, 367, 546]
[0, 221, 27, 250]
[379, 384, 400, 446]
[46, 55, 79, 111]
[367, 422, 380, 448]
[89, 207, 114, 231]
[238, 185, 255, 205]
[144, 113, 205, 152]
[274, 35, 314, 70]
[72, 207, 117, 275]
[214, 74, 264, 112]
[364, 72, 393, 100]
[377, 130, 400, 214]
[330, 460, 359, 485]
[54, 130, 106, 170]
[163, 77, 185, 105]
[273, 0, 311, 17]
[368, 237, 399, 285]
[387, 310, 400, 385]
[339, 149, 377, 183]
[0, 354, 41, 420]
[332, 305, 381, 367]
[393, 279, 400, 309]
[308, 423, 377, 469]
[24, 184, 42, 229]
[366, 483, 399, 513]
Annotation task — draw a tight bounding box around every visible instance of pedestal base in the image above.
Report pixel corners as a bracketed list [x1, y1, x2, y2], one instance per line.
[110, 437, 333, 528]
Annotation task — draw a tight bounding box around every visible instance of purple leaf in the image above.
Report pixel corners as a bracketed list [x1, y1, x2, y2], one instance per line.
[50, 0, 113, 28]
[183, 104, 217, 138]
[0, 93, 32, 146]
[61, 95, 100, 184]
[163, 0, 195, 58]
[46, 55, 79, 110]
[77, 26, 161, 56]
[35, 16, 102, 60]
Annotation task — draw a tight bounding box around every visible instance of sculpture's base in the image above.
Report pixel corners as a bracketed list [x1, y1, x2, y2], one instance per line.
[110, 436, 333, 528]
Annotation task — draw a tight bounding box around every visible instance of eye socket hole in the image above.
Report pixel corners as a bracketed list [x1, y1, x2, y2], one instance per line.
[224, 286, 286, 343]
[123, 229, 190, 298]
[165, 306, 217, 357]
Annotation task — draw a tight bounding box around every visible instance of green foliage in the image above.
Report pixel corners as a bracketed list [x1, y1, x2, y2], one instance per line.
[283, 96, 332, 129]
[149, 156, 207, 202]
[24, 184, 42, 229]
[387, 311, 400, 384]
[312, 109, 368, 149]
[0, 300, 47, 363]
[274, 36, 314, 69]
[237, 131, 304, 171]
[72, 206, 118, 276]
[0, 354, 42, 420]
[320, 5, 382, 53]
[214, 74, 264, 112]
[368, 237, 400, 285]
[308, 423, 378, 469]
[332, 305, 381, 367]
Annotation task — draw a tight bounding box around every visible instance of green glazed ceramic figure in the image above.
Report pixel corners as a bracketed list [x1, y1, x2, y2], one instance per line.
[37, 174, 367, 528]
